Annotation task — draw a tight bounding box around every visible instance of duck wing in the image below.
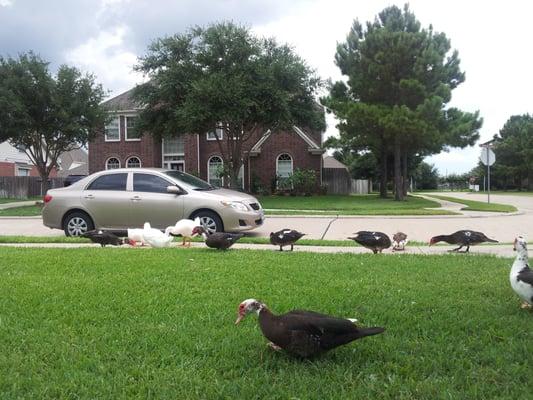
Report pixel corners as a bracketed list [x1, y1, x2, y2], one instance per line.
[517, 265, 533, 286]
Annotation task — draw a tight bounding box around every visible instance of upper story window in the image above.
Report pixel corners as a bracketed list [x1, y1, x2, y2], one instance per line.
[162, 137, 185, 155]
[207, 124, 224, 141]
[127, 156, 141, 168]
[105, 157, 120, 170]
[104, 117, 120, 142]
[125, 116, 141, 141]
[87, 173, 127, 191]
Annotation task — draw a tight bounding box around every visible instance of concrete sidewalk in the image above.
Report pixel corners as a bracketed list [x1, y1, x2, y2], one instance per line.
[0, 241, 516, 257]
[0, 200, 37, 210]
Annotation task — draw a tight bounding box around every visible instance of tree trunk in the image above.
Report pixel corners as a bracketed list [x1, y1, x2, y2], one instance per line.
[379, 144, 388, 198]
[394, 139, 403, 201]
[402, 150, 409, 197]
[37, 169, 50, 195]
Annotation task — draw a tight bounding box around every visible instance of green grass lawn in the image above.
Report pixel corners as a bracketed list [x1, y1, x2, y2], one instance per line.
[0, 205, 42, 216]
[1, 248, 531, 399]
[0, 196, 41, 204]
[259, 194, 455, 215]
[424, 194, 517, 213]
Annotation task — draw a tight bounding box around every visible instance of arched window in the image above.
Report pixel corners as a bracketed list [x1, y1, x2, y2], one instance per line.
[208, 156, 223, 187]
[126, 156, 141, 168]
[105, 157, 120, 170]
[276, 153, 293, 184]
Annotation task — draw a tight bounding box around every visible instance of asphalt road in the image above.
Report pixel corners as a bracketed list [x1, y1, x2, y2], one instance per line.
[0, 192, 531, 243]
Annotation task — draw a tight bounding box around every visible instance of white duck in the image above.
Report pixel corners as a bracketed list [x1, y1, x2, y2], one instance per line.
[165, 217, 202, 247]
[510, 236, 533, 309]
[127, 228, 146, 246]
[142, 222, 174, 248]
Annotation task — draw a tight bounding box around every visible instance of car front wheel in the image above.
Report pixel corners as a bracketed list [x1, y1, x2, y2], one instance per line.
[63, 211, 94, 237]
[192, 210, 223, 234]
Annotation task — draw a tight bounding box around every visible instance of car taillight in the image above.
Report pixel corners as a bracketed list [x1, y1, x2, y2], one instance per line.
[44, 194, 52, 203]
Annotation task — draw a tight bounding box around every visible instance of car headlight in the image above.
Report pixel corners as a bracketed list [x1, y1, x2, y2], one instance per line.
[221, 201, 249, 212]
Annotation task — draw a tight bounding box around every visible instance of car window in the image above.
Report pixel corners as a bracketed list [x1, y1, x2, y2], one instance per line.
[87, 173, 127, 191]
[133, 173, 173, 193]
[164, 170, 214, 190]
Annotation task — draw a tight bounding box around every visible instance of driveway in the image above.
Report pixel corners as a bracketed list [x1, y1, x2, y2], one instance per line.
[0, 192, 530, 242]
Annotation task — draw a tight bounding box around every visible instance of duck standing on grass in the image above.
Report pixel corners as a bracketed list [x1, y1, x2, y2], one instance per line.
[392, 232, 408, 251]
[510, 236, 533, 309]
[429, 230, 498, 253]
[165, 217, 202, 247]
[142, 222, 174, 248]
[348, 231, 391, 254]
[235, 299, 385, 358]
[192, 226, 244, 250]
[269, 229, 305, 251]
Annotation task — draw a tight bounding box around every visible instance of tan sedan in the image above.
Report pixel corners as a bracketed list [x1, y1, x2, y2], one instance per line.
[42, 168, 264, 236]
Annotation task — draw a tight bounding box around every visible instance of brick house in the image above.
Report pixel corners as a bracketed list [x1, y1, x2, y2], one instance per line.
[88, 88, 325, 192]
[0, 141, 58, 177]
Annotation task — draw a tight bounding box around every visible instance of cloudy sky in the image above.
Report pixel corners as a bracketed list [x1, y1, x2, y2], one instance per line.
[1, 0, 531, 175]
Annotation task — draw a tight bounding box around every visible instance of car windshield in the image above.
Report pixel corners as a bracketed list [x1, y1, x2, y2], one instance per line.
[164, 170, 215, 191]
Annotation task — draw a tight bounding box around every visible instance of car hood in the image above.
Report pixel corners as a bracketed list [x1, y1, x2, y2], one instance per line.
[194, 188, 259, 203]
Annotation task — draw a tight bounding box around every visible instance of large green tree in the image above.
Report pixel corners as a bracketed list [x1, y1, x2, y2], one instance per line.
[133, 22, 325, 189]
[323, 4, 481, 200]
[0, 52, 107, 192]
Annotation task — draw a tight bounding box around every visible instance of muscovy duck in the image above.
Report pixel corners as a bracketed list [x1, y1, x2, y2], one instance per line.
[192, 226, 243, 250]
[269, 229, 305, 251]
[81, 230, 131, 247]
[392, 232, 408, 251]
[429, 230, 498, 252]
[127, 228, 145, 246]
[348, 231, 391, 254]
[142, 222, 174, 248]
[165, 217, 202, 247]
[510, 236, 533, 309]
[235, 299, 384, 358]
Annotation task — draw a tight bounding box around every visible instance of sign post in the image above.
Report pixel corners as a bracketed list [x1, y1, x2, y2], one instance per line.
[479, 145, 496, 204]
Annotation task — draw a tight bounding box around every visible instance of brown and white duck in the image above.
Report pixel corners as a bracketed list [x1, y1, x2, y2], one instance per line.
[192, 226, 244, 250]
[348, 231, 391, 254]
[235, 299, 385, 358]
[82, 230, 132, 247]
[392, 232, 408, 251]
[429, 230, 498, 252]
[269, 229, 305, 251]
[510, 236, 533, 309]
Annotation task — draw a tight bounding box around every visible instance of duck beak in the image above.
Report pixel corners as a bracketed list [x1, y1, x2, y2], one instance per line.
[235, 313, 245, 325]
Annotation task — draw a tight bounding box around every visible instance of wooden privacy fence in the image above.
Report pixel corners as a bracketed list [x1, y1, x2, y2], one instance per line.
[0, 177, 65, 199]
[322, 168, 369, 195]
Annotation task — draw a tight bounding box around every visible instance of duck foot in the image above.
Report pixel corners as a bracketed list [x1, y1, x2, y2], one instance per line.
[267, 342, 282, 352]
[520, 301, 533, 309]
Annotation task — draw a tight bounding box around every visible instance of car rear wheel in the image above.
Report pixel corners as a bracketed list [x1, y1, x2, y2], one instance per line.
[192, 210, 223, 234]
[63, 211, 94, 237]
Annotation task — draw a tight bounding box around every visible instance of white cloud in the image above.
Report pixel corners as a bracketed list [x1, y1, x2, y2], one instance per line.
[64, 26, 144, 97]
[0, 0, 13, 6]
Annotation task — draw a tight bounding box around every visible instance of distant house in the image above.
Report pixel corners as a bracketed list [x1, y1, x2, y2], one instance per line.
[88, 87, 325, 192]
[57, 148, 88, 177]
[0, 141, 57, 177]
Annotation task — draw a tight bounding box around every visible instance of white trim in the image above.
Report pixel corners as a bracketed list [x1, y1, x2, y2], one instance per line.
[105, 157, 121, 170]
[126, 156, 142, 168]
[125, 115, 141, 141]
[196, 134, 200, 174]
[104, 116, 120, 142]
[250, 129, 271, 154]
[292, 126, 320, 149]
[207, 155, 224, 186]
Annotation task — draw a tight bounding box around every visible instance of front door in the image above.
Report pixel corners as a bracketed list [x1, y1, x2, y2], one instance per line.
[129, 172, 185, 229]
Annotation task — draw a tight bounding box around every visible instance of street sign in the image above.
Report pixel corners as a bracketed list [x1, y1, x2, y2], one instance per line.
[480, 148, 495, 166]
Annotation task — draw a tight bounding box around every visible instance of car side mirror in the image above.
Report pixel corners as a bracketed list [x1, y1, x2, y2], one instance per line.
[167, 185, 184, 195]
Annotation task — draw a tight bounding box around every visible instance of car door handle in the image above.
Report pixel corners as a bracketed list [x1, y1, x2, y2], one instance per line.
[84, 194, 94, 199]
[131, 196, 142, 201]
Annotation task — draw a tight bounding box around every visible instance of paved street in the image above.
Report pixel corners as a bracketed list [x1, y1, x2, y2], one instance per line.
[0, 192, 531, 243]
